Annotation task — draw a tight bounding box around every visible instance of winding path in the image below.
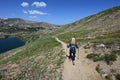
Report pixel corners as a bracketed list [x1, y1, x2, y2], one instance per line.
[55, 37, 104, 80]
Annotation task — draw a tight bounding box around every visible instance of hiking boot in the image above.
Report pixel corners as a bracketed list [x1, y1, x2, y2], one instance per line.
[72, 61, 75, 65]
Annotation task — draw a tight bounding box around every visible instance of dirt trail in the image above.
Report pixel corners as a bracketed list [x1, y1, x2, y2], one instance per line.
[55, 37, 104, 80]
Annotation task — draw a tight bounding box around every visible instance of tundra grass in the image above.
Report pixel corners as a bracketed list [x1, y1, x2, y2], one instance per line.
[0, 37, 65, 80]
[57, 29, 96, 43]
[57, 29, 120, 45]
[0, 37, 60, 65]
[10, 47, 65, 80]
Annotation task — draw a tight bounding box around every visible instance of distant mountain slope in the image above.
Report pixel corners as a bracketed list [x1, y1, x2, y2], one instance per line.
[0, 18, 59, 30]
[55, 6, 120, 32]
[0, 18, 59, 40]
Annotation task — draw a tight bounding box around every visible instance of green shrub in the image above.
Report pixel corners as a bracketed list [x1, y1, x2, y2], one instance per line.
[86, 52, 117, 64]
[86, 53, 96, 59]
[104, 53, 117, 65]
[112, 50, 120, 55]
[104, 53, 117, 61]
[86, 53, 103, 62]
[115, 73, 120, 80]
[110, 69, 116, 73]
[93, 55, 104, 62]
[96, 64, 102, 73]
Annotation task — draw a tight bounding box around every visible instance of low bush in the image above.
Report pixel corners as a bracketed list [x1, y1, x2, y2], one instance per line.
[104, 53, 117, 65]
[96, 64, 102, 73]
[112, 50, 120, 55]
[86, 53, 104, 62]
[86, 52, 117, 64]
[115, 73, 120, 80]
[86, 53, 96, 59]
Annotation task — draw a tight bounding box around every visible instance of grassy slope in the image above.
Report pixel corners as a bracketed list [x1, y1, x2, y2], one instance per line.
[52, 6, 120, 44]
[0, 37, 65, 80]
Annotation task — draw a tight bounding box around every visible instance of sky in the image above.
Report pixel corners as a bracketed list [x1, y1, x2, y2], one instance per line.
[0, 0, 120, 25]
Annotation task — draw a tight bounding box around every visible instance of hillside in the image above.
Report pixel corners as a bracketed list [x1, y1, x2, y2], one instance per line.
[54, 6, 120, 80]
[0, 18, 59, 42]
[0, 6, 120, 80]
[53, 6, 120, 43]
[0, 18, 59, 29]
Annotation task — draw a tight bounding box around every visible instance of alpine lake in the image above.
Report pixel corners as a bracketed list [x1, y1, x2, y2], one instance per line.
[0, 36, 25, 53]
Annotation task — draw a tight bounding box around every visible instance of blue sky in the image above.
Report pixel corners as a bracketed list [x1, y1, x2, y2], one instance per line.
[0, 0, 120, 25]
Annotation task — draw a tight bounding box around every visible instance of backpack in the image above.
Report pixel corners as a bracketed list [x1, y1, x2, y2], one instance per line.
[70, 44, 76, 53]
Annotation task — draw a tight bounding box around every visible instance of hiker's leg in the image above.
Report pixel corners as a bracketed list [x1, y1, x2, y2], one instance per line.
[73, 52, 76, 61]
[74, 52, 76, 57]
[69, 51, 72, 59]
[70, 53, 74, 61]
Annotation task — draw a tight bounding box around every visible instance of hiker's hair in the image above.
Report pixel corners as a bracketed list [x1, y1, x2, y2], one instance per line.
[71, 38, 76, 44]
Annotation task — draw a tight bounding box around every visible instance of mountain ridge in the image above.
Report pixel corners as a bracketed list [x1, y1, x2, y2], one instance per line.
[0, 18, 60, 29]
[0, 18, 60, 39]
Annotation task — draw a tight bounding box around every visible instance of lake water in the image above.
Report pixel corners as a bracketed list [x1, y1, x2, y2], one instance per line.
[0, 36, 25, 53]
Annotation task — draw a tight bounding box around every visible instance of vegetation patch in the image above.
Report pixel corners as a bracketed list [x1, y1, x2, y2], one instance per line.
[0, 37, 65, 80]
[0, 37, 60, 65]
[104, 53, 117, 65]
[0, 27, 44, 33]
[112, 50, 120, 55]
[86, 53, 104, 62]
[86, 53, 117, 64]
[57, 29, 96, 43]
[96, 64, 102, 74]
[90, 30, 120, 44]
[10, 49, 65, 80]
[115, 73, 120, 80]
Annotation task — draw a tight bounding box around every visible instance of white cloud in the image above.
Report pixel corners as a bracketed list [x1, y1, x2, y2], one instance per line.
[32, 1, 47, 7]
[28, 10, 47, 15]
[29, 16, 37, 18]
[21, 2, 29, 7]
[23, 10, 28, 14]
